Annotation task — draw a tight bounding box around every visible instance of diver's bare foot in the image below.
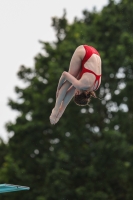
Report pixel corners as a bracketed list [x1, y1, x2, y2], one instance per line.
[53, 116, 60, 124]
[49, 108, 58, 125]
[53, 108, 63, 124]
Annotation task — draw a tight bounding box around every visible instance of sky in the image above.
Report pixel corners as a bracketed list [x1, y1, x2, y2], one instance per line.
[0, 0, 108, 142]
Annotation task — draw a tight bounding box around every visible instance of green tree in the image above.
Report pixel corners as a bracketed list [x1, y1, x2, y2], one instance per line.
[1, 0, 133, 199]
[0, 138, 8, 169]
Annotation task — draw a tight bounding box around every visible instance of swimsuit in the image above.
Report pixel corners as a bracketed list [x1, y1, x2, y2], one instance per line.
[80, 45, 101, 91]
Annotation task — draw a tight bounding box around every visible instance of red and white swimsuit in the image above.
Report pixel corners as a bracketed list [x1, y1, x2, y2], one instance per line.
[80, 45, 101, 91]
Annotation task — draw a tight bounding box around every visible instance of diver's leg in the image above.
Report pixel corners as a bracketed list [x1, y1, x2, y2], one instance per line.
[50, 45, 85, 124]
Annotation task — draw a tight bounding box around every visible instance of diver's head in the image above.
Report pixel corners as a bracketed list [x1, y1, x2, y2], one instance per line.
[73, 90, 98, 106]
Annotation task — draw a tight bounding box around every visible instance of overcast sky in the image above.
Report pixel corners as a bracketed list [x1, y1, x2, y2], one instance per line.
[0, 0, 108, 142]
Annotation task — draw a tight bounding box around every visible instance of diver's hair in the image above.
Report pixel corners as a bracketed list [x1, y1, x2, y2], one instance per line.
[73, 91, 101, 106]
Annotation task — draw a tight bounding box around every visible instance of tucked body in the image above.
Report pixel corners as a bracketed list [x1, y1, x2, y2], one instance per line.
[50, 45, 102, 124]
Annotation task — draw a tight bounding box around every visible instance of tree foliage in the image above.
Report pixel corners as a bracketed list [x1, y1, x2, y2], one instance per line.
[1, 0, 133, 199]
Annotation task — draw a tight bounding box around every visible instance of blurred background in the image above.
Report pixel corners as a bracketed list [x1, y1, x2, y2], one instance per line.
[1, 0, 133, 199]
